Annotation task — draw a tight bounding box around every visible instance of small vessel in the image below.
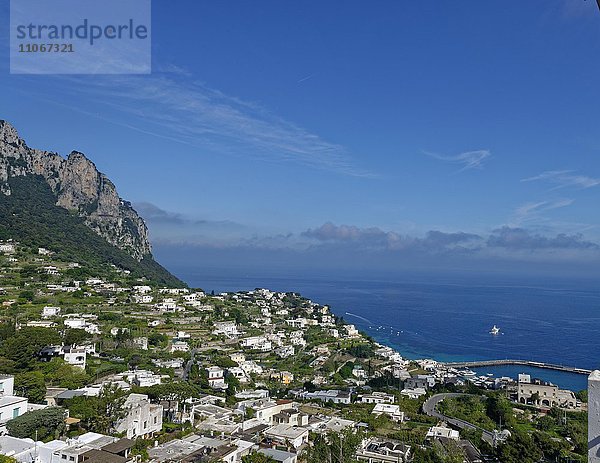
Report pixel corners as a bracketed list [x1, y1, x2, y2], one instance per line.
[490, 325, 500, 335]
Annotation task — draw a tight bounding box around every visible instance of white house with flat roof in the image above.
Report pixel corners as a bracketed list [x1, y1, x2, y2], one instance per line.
[372, 404, 404, 422]
[427, 425, 459, 441]
[0, 375, 28, 434]
[264, 424, 309, 449]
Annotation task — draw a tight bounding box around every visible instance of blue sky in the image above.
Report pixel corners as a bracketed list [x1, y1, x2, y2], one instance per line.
[1, 0, 600, 279]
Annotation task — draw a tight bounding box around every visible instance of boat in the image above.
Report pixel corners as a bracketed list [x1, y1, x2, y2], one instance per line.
[490, 325, 500, 335]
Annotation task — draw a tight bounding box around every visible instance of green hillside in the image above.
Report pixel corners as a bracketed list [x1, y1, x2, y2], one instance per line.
[0, 175, 184, 287]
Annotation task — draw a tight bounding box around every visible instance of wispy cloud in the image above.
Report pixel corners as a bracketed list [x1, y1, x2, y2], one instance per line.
[297, 73, 315, 84]
[40, 71, 373, 177]
[423, 150, 491, 171]
[513, 198, 574, 222]
[522, 170, 600, 189]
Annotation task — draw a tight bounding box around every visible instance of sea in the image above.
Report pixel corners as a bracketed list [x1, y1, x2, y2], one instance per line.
[176, 269, 600, 392]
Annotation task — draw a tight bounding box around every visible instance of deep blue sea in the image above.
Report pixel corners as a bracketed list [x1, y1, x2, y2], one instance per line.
[177, 270, 600, 392]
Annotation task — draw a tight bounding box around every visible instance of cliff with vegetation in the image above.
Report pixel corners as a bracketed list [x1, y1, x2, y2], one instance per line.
[0, 120, 151, 260]
[0, 120, 182, 286]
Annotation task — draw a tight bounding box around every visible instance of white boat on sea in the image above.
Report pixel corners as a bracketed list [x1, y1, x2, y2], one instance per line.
[490, 325, 500, 335]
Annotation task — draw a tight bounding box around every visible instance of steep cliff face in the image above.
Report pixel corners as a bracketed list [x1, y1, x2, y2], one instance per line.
[0, 120, 151, 260]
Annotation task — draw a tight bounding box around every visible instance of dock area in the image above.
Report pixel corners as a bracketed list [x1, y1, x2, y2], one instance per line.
[445, 359, 591, 375]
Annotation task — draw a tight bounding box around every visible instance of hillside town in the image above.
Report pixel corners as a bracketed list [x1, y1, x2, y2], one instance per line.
[0, 240, 592, 463]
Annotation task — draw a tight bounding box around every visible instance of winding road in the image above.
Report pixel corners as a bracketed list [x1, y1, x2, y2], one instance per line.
[422, 393, 495, 444]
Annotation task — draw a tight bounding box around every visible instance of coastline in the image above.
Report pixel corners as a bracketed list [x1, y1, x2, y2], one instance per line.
[180, 271, 592, 392]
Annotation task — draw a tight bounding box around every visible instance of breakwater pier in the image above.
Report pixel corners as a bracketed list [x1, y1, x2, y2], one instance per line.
[445, 359, 591, 375]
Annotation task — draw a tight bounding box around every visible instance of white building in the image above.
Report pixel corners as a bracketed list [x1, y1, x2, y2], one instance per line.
[115, 393, 163, 439]
[345, 324, 360, 337]
[0, 375, 28, 433]
[372, 404, 404, 422]
[286, 318, 308, 329]
[63, 318, 100, 334]
[63, 347, 87, 369]
[170, 341, 190, 353]
[134, 294, 154, 304]
[0, 432, 134, 463]
[275, 346, 295, 359]
[264, 424, 309, 449]
[240, 361, 263, 376]
[359, 392, 395, 404]
[400, 387, 427, 399]
[0, 243, 15, 254]
[240, 336, 271, 352]
[300, 390, 351, 404]
[427, 426, 459, 440]
[258, 448, 298, 463]
[228, 367, 248, 383]
[133, 285, 152, 294]
[42, 306, 61, 318]
[206, 366, 227, 390]
[133, 337, 149, 350]
[213, 321, 240, 338]
[230, 352, 246, 364]
[110, 327, 129, 337]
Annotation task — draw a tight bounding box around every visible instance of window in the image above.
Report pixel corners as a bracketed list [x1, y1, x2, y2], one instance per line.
[144, 421, 147, 429]
[61, 455, 67, 460]
[69, 457, 75, 462]
[12, 407, 20, 418]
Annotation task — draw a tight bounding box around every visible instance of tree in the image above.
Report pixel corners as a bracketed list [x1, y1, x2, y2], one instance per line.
[144, 382, 199, 421]
[6, 407, 65, 440]
[486, 395, 514, 427]
[63, 328, 91, 347]
[241, 452, 276, 463]
[15, 371, 46, 403]
[18, 290, 35, 302]
[495, 429, 543, 463]
[131, 438, 150, 461]
[65, 384, 127, 434]
[0, 327, 61, 369]
[304, 429, 363, 463]
[42, 358, 90, 389]
[0, 456, 18, 463]
[148, 333, 168, 348]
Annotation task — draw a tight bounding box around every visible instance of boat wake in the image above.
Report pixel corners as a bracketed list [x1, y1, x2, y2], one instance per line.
[345, 312, 372, 324]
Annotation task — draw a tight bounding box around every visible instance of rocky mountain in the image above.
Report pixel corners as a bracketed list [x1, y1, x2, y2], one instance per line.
[0, 120, 150, 260]
[0, 120, 182, 286]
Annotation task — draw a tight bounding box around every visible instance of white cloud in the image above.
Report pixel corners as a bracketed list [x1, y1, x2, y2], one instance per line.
[47, 71, 373, 177]
[522, 170, 600, 189]
[423, 149, 491, 171]
[514, 199, 574, 220]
